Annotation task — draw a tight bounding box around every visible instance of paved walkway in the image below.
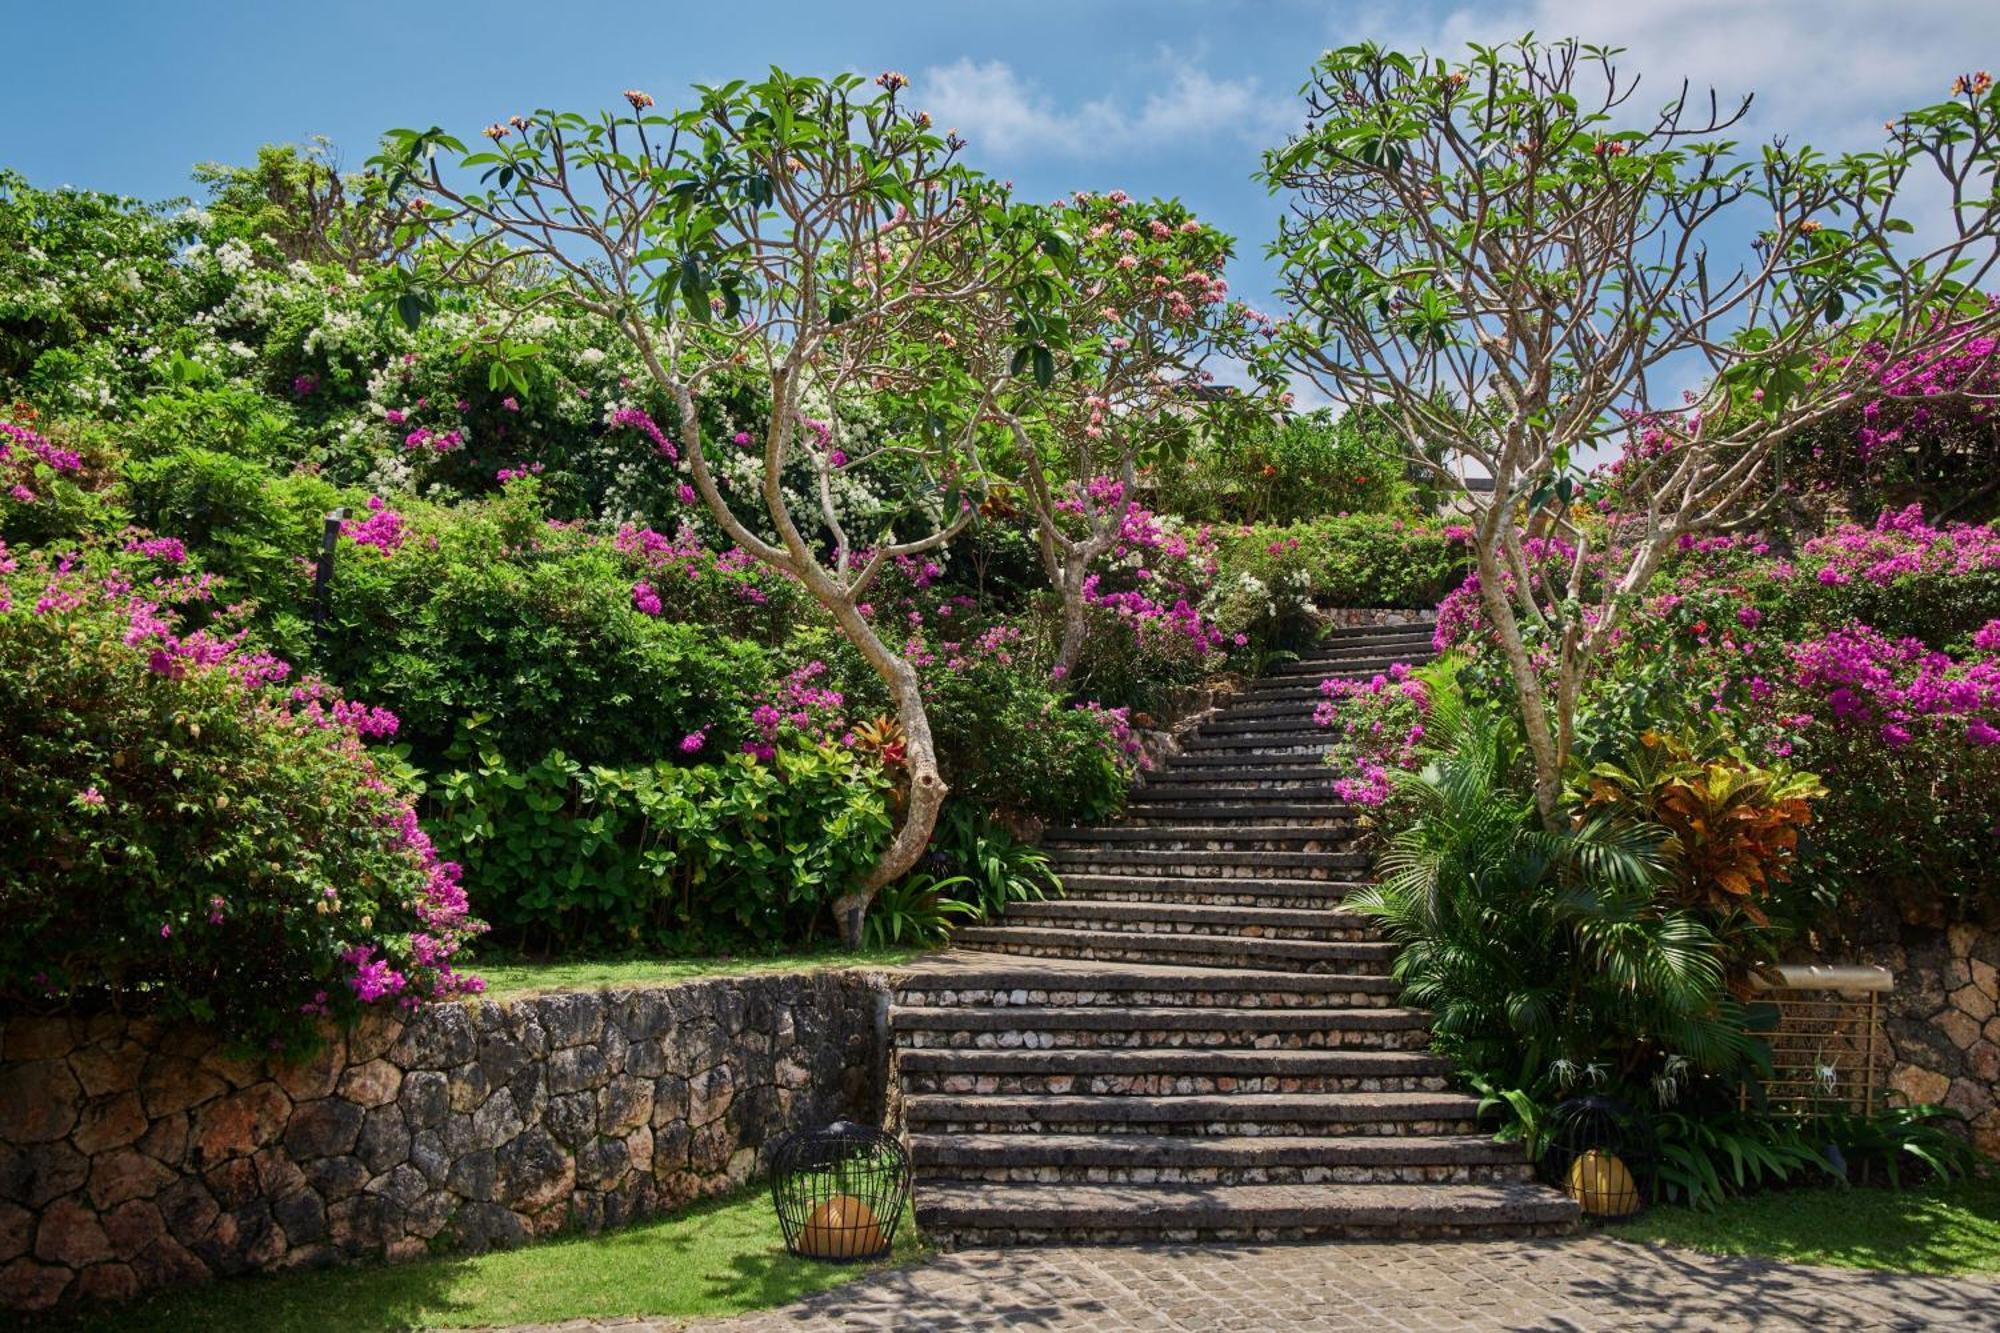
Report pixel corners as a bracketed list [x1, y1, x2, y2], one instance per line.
[510, 1235, 2000, 1331]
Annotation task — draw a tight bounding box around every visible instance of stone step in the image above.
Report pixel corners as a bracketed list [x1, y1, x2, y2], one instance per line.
[1139, 766, 1336, 785]
[1198, 715, 1329, 737]
[1296, 632, 1440, 656]
[1220, 699, 1341, 724]
[948, 925, 1398, 975]
[1045, 849, 1368, 881]
[1176, 734, 1332, 754]
[903, 1090, 1486, 1135]
[1272, 639, 1435, 663]
[1044, 874, 1367, 909]
[1117, 803, 1353, 827]
[913, 1181, 1578, 1246]
[1155, 750, 1335, 771]
[1044, 826, 1359, 854]
[1132, 779, 1334, 799]
[1048, 821, 1354, 841]
[887, 1004, 1433, 1050]
[1257, 656, 1432, 681]
[1243, 678, 1403, 702]
[897, 1047, 1452, 1096]
[1006, 899, 1377, 941]
[891, 953, 1401, 1008]
[1138, 769, 1331, 791]
[908, 1132, 1532, 1186]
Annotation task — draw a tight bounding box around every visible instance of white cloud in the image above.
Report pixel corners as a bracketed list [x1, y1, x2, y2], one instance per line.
[1350, 0, 1994, 150]
[917, 54, 1294, 160]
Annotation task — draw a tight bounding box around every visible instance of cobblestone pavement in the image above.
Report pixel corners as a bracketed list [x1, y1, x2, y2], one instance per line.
[502, 1235, 2000, 1331]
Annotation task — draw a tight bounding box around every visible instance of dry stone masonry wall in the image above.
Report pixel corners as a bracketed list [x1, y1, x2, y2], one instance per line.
[0, 970, 891, 1311]
[1867, 923, 2000, 1158]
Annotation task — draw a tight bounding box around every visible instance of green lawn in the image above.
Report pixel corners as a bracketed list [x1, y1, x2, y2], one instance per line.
[472, 944, 932, 1000]
[46, 1188, 923, 1332]
[1617, 1174, 2000, 1275]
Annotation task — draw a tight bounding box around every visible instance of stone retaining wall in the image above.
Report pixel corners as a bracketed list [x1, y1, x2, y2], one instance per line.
[0, 969, 893, 1311]
[1860, 923, 2000, 1157]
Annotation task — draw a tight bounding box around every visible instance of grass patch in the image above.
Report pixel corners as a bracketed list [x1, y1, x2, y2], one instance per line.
[1616, 1173, 2000, 1274]
[471, 944, 932, 1000]
[45, 1188, 923, 1332]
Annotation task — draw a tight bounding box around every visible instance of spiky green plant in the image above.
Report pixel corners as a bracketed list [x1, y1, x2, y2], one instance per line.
[1348, 684, 1761, 1090]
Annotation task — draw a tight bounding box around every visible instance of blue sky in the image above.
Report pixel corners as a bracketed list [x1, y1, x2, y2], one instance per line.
[7, 0, 1997, 375]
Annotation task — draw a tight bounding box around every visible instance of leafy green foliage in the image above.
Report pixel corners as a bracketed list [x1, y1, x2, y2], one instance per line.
[926, 660, 1133, 824]
[0, 550, 479, 1051]
[1650, 1104, 1978, 1208]
[1349, 686, 1759, 1089]
[861, 873, 980, 948]
[1160, 409, 1411, 524]
[431, 742, 892, 954]
[926, 804, 1059, 921]
[321, 488, 770, 769]
[1206, 515, 1465, 651]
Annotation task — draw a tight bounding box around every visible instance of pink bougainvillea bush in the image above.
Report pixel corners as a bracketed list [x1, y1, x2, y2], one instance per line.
[0, 540, 484, 1052]
[1399, 503, 2000, 922]
[1779, 311, 2000, 523]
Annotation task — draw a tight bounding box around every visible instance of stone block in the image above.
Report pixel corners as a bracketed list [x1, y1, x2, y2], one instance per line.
[85, 1148, 173, 1211]
[495, 1129, 572, 1214]
[137, 1056, 226, 1119]
[71, 1091, 147, 1156]
[0, 1060, 81, 1143]
[33, 1197, 110, 1269]
[339, 1060, 403, 1109]
[0, 1257, 73, 1311]
[284, 1099, 364, 1160]
[355, 1104, 411, 1176]
[68, 1041, 144, 1099]
[192, 1084, 291, 1166]
[401, 1070, 451, 1129]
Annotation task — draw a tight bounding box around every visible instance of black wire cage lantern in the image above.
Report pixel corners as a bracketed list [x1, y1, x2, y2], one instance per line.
[769, 1120, 910, 1262]
[1546, 1095, 1652, 1219]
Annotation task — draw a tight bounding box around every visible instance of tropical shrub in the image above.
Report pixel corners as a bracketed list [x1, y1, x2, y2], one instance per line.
[1778, 322, 2000, 526]
[1208, 515, 1466, 650]
[924, 803, 1059, 922]
[861, 873, 981, 949]
[1049, 497, 1236, 710]
[1348, 693, 1759, 1094]
[1647, 1103, 1977, 1207]
[1158, 409, 1411, 524]
[430, 740, 892, 953]
[0, 542, 483, 1051]
[922, 645, 1138, 824]
[1, 412, 114, 546]
[1312, 655, 1448, 808]
[319, 483, 770, 769]
[0, 170, 196, 404]
[1581, 731, 1827, 937]
[1434, 506, 2000, 925]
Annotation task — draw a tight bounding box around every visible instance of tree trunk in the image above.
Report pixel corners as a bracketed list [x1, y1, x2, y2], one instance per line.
[1053, 559, 1090, 678]
[828, 606, 950, 949]
[1472, 539, 1566, 828]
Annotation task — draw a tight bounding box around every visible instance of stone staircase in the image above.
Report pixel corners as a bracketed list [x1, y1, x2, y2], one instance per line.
[892, 620, 1581, 1246]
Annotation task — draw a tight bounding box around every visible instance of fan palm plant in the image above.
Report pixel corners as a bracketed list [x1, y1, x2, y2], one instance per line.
[1348, 684, 1762, 1093]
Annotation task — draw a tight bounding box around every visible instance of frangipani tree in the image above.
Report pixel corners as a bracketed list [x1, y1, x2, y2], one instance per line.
[1263, 40, 2000, 821]
[371, 71, 1061, 943]
[963, 191, 1279, 673]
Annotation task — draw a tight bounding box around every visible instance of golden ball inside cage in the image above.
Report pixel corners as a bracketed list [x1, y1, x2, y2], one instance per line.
[1566, 1149, 1640, 1217]
[799, 1193, 885, 1259]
